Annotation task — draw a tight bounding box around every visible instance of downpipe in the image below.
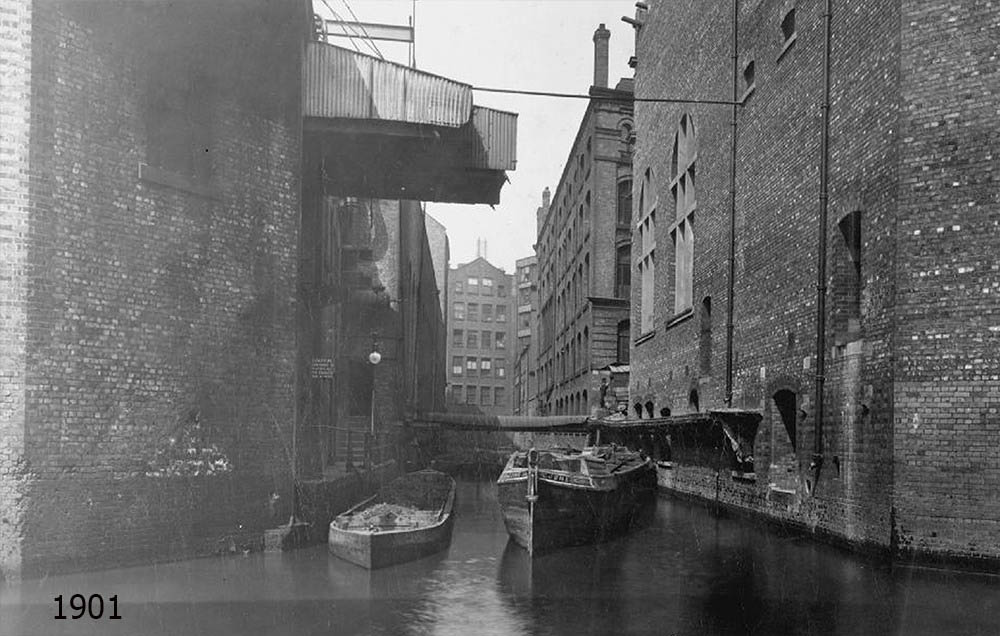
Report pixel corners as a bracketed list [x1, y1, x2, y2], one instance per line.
[811, 0, 834, 493]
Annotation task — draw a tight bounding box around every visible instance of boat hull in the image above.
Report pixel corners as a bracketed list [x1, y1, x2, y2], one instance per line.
[497, 464, 655, 555]
[328, 512, 455, 569]
[329, 469, 456, 569]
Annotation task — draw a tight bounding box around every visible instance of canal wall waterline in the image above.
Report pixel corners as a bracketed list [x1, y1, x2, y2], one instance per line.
[656, 469, 1000, 575]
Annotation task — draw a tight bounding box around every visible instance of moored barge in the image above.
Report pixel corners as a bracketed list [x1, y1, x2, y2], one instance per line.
[496, 444, 655, 555]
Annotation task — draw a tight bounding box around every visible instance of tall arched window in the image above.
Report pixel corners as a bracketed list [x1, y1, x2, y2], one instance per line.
[615, 243, 631, 299]
[617, 179, 633, 226]
[638, 168, 656, 333]
[670, 114, 696, 314]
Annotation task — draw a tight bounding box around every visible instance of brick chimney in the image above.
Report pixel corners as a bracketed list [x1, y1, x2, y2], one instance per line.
[542, 187, 551, 209]
[593, 23, 611, 88]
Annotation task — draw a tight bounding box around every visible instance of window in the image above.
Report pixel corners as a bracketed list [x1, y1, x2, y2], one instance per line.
[781, 8, 796, 44]
[638, 169, 656, 333]
[615, 244, 632, 299]
[834, 210, 863, 340]
[617, 320, 630, 363]
[452, 385, 465, 404]
[466, 385, 477, 404]
[670, 114, 696, 315]
[743, 60, 755, 95]
[495, 332, 506, 349]
[495, 358, 506, 378]
[145, 69, 213, 181]
[494, 387, 505, 407]
[452, 329, 463, 347]
[497, 284, 507, 298]
[454, 280, 463, 293]
[453, 302, 465, 320]
[480, 386, 492, 406]
[467, 331, 478, 349]
[466, 357, 478, 372]
[617, 179, 633, 226]
[699, 297, 712, 374]
[452, 356, 464, 376]
[467, 303, 479, 321]
[481, 278, 494, 295]
[671, 219, 694, 313]
[496, 306, 507, 322]
[481, 330, 492, 350]
[482, 304, 493, 322]
[481, 358, 492, 376]
[467, 277, 479, 294]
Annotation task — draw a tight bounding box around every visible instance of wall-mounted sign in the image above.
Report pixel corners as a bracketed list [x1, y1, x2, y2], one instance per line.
[311, 358, 335, 379]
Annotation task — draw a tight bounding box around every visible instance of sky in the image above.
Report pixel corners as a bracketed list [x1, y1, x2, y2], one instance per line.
[313, 0, 637, 273]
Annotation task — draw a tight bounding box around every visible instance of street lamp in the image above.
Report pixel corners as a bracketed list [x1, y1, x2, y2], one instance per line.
[368, 333, 381, 439]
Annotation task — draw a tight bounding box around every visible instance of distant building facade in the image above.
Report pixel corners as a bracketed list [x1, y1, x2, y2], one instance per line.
[513, 254, 538, 416]
[446, 254, 516, 415]
[535, 24, 634, 417]
[628, 0, 1000, 567]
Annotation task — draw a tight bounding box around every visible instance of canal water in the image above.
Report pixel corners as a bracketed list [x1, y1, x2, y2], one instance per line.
[2, 479, 998, 636]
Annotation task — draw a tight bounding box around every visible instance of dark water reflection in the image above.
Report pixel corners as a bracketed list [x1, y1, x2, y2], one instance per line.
[2, 480, 998, 635]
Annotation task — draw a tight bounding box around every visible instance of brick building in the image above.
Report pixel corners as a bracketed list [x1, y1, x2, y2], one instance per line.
[446, 251, 516, 415]
[628, 0, 1000, 566]
[0, 0, 307, 579]
[0, 1, 515, 579]
[513, 254, 539, 416]
[535, 25, 634, 417]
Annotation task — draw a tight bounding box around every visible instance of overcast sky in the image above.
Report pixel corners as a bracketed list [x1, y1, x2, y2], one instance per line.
[314, 0, 637, 273]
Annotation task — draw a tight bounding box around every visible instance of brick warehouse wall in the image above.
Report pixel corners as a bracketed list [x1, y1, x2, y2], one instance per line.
[631, 0, 902, 553]
[892, 1, 1000, 564]
[5, 1, 305, 578]
[0, 0, 33, 581]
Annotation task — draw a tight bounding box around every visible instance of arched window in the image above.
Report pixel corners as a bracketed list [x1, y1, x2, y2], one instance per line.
[638, 169, 656, 333]
[834, 210, 863, 341]
[617, 179, 633, 226]
[615, 243, 631, 299]
[670, 114, 696, 314]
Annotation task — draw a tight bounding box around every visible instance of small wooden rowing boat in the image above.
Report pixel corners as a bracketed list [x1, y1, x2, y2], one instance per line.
[496, 444, 655, 555]
[329, 469, 456, 569]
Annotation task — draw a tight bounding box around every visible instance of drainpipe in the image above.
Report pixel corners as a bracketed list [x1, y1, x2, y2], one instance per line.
[812, 0, 833, 487]
[725, 0, 739, 407]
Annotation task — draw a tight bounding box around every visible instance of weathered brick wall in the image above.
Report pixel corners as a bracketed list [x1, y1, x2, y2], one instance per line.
[0, 0, 32, 582]
[892, 1, 1000, 563]
[631, 0, 900, 552]
[13, 1, 303, 577]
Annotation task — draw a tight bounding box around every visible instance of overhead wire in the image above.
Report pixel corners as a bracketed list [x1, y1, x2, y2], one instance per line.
[471, 85, 741, 106]
[340, 0, 385, 60]
[319, 0, 381, 58]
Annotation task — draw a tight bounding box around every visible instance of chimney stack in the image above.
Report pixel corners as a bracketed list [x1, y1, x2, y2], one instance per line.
[593, 23, 611, 89]
[542, 187, 551, 209]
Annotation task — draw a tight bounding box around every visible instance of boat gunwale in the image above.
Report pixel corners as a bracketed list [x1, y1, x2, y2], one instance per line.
[331, 472, 457, 537]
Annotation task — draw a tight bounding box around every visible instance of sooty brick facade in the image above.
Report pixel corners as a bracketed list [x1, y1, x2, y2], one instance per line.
[0, 0, 305, 579]
[630, 0, 999, 567]
[535, 25, 634, 419]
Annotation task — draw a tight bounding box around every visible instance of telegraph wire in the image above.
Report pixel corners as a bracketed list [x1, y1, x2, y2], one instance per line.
[472, 86, 741, 106]
[339, 0, 385, 60]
